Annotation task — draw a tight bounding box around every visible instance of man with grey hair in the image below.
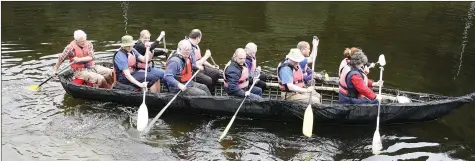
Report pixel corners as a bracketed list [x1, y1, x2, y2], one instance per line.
[186, 29, 222, 92]
[244, 42, 268, 90]
[53, 29, 113, 88]
[338, 50, 383, 104]
[163, 39, 211, 96]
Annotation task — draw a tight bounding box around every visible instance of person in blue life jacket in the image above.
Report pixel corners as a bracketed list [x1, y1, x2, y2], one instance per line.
[224, 48, 262, 100]
[113, 35, 162, 93]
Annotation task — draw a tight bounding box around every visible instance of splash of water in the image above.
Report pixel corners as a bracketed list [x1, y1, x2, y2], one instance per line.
[121, 1, 129, 35]
[454, 2, 475, 79]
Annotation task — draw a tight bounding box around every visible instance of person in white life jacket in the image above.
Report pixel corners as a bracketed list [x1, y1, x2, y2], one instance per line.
[133, 30, 166, 79]
[338, 50, 383, 104]
[277, 48, 321, 104]
[224, 48, 262, 100]
[296, 38, 318, 85]
[112, 35, 162, 93]
[52, 30, 113, 88]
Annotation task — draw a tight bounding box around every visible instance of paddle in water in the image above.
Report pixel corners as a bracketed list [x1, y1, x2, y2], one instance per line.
[372, 54, 386, 155]
[27, 61, 75, 91]
[219, 72, 261, 141]
[302, 36, 319, 137]
[136, 46, 151, 131]
[140, 69, 201, 133]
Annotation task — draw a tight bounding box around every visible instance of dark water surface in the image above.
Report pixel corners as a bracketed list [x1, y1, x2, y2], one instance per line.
[2, 2, 475, 160]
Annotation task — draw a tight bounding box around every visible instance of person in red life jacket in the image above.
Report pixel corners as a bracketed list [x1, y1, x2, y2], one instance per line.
[186, 29, 223, 92]
[244, 42, 269, 91]
[338, 50, 383, 104]
[338, 47, 375, 77]
[277, 48, 321, 104]
[113, 35, 162, 93]
[52, 30, 113, 88]
[296, 38, 318, 85]
[132, 30, 165, 80]
[163, 40, 211, 96]
[224, 48, 262, 100]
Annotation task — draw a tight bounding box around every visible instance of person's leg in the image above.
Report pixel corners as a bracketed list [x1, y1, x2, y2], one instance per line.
[149, 67, 165, 80]
[192, 82, 212, 96]
[195, 72, 213, 93]
[131, 71, 160, 93]
[182, 86, 208, 96]
[75, 70, 106, 88]
[285, 92, 321, 104]
[204, 66, 223, 84]
[338, 93, 351, 104]
[351, 97, 379, 104]
[250, 86, 262, 96]
[93, 65, 113, 83]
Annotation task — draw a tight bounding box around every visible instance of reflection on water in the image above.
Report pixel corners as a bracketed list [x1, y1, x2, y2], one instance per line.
[2, 1, 475, 161]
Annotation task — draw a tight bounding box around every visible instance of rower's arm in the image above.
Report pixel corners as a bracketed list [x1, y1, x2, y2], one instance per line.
[122, 69, 143, 86]
[54, 45, 74, 71]
[307, 43, 318, 64]
[286, 83, 309, 93]
[226, 68, 246, 97]
[203, 61, 214, 68]
[279, 66, 308, 93]
[78, 42, 95, 62]
[163, 61, 181, 88]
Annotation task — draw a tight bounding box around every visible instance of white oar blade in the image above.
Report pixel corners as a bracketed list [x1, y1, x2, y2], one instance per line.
[137, 103, 149, 131]
[219, 116, 236, 141]
[372, 130, 383, 154]
[378, 54, 386, 66]
[302, 104, 314, 137]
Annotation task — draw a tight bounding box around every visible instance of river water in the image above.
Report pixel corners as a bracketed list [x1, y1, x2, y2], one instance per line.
[2, 2, 475, 161]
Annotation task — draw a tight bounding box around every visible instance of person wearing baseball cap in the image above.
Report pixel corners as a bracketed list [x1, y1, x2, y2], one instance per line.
[276, 48, 321, 103]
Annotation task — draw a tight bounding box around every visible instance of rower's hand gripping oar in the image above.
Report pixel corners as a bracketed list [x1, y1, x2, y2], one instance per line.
[27, 61, 75, 91]
[137, 47, 151, 131]
[219, 72, 261, 141]
[372, 54, 386, 155]
[302, 36, 319, 137]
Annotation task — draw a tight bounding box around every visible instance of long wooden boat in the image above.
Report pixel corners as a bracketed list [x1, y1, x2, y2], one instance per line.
[58, 62, 475, 125]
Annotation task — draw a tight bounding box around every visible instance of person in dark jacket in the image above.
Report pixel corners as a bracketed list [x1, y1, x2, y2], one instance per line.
[224, 48, 262, 100]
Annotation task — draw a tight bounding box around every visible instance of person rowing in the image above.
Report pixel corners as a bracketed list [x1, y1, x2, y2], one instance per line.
[113, 35, 162, 93]
[245, 42, 273, 91]
[338, 50, 383, 104]
[277, 48, 321, 103]
[185, 29, 222, 92]
[133, 30, 166, 79]
[296, 39, 318, 85]
[163, 39, 212, 96]
[224, 48, 262, 100]
[52, 29, 113, 88]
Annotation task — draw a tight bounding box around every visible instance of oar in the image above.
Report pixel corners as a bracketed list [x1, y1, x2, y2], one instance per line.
[219, 72, 261, 141]
[140, 69, 201, 133]
[27, 61, 75, 91]
[302, 36, 319, 137]
[372, 54, 386, 155]
[136, 50, 151, 131]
